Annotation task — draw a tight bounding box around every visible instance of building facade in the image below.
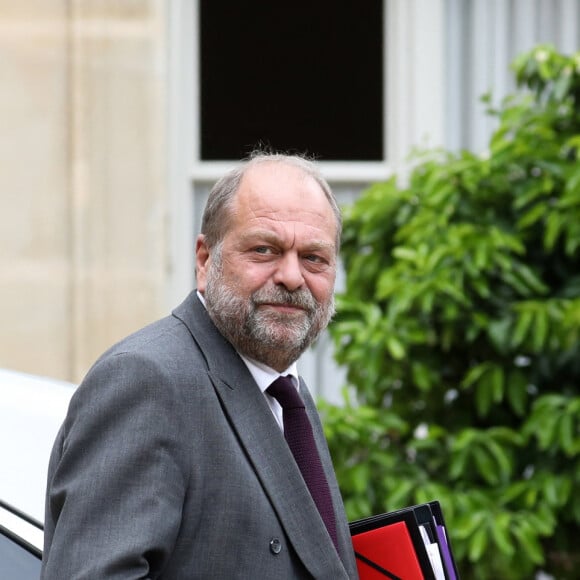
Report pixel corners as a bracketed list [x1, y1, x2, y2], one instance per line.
[1, 0, 578, 397]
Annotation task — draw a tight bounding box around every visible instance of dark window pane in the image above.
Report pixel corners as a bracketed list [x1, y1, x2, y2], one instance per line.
[200, 0, 383, 161]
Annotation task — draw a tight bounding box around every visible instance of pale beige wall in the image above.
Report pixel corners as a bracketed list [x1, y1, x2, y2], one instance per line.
[0, 1, 169, 382]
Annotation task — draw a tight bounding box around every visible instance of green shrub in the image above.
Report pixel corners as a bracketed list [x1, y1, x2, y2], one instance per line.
[323, 45, 580, 579]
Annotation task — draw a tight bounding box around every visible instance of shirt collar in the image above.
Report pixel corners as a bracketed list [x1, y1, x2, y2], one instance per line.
[239, 355, 299, 394]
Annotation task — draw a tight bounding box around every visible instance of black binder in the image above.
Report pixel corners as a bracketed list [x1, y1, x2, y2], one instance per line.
[349, 501, 460, 580]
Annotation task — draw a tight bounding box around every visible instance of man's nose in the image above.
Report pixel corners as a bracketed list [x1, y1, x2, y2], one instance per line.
[272, 253, 305, 291]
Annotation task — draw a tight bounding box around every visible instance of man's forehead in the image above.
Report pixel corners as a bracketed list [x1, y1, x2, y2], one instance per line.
[235, 164, 327, 208]
[226, 160, 339, 249]
[241, 160, 318, 188]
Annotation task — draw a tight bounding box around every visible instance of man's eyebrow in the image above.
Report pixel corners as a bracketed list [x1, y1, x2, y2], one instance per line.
[302, 240, 336, 253]
[239, 230, 335, 252]
[239, 229, 274, 238]
[237, 230, 279, 244]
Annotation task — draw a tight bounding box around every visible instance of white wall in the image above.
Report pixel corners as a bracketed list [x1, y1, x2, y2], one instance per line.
[445, 0, 580, 154]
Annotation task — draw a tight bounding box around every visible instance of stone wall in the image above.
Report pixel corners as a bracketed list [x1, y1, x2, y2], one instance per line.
[0, 1, 168, 382]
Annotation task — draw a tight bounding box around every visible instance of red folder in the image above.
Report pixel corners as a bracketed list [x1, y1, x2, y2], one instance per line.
[352, 520, 424, 579]
[350, 508, 437, 580]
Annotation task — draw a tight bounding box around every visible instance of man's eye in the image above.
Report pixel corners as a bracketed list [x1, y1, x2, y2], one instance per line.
[304, 254, 327, 264]
[254, 246, 272, 254]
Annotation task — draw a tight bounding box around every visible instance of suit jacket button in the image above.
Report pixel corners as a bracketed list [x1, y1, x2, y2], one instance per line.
[270, 538, 282, 555]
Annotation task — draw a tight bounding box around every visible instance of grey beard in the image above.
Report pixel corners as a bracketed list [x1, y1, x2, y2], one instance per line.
[204, 261, 334, 371]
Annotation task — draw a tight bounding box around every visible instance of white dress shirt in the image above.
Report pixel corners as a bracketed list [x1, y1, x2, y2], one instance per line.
[239, 354, 299, 430]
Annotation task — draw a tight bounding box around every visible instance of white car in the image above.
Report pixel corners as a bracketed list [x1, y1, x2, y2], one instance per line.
[0, 369, 75, 578]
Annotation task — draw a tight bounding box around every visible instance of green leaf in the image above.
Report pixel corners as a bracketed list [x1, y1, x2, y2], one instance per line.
[385, 335, 406, 360]
[491, 512, 515, 556]
[532, 307, 549, 351]
[490, 365, 505, 403]
[544, 211, 564, 250]
[506, 370, 528, 416]
[486, 438, 512, 481]
[476, 380, 494, 418]
[512, 520, 545, 565]
[411, 362, 433, 391]
[517, 202, 546, 229]
[558, 412, 575, 456]
[516, 264, 548, 294]
[487, 317, 512, 353]
[511, 308, 534, 348]
[449, 448, 468, 481]
[468, 525, 489, 562]
[473, 445, 498, 484]
[462, 362, 490, 390]
[392, 246, 418, 261]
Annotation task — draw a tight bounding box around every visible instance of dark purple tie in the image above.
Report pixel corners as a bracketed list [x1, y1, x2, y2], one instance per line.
[267, 376, 338, 550]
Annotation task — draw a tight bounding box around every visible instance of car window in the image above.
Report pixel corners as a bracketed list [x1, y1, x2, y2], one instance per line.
[0, 530, 41, 578]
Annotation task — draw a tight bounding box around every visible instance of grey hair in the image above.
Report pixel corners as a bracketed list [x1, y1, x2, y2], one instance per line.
[200, 151, 342, 252]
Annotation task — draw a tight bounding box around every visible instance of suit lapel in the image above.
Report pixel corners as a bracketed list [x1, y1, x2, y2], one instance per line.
[172, 292, 350, 578]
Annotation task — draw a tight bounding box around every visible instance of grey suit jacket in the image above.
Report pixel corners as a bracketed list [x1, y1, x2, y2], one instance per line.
[41, 291, 359, 579]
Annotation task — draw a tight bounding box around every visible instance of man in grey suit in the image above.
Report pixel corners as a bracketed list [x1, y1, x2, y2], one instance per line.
[41, 152, 359, 579]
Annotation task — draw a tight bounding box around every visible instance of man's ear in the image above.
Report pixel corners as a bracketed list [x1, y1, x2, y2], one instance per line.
[195, 234, 210, 292]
